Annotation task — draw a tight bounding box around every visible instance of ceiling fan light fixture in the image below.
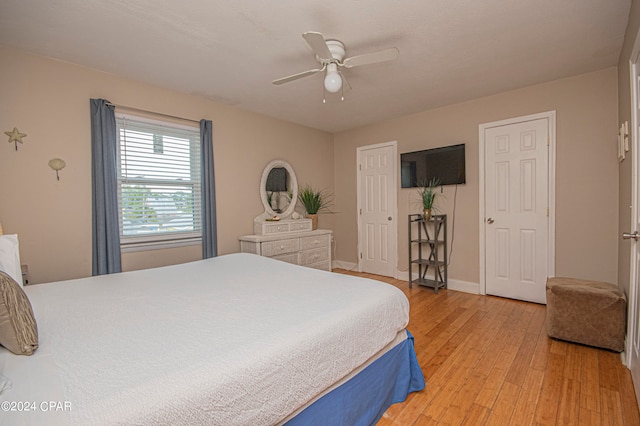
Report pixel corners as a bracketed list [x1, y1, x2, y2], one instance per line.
[324, 63, 342, 93]
[274, 32, 399, 102]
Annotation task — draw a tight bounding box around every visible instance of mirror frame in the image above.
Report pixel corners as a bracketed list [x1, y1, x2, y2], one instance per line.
[259, 159, 298, 219]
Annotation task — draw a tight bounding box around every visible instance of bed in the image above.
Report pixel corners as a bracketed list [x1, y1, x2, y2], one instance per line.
[0, 252, 424, 425]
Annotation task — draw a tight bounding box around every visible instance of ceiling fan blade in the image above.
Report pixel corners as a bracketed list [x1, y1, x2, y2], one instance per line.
[272, 68, 323, 85]
[302, 31, 333, 61]
[342, 47, 399, 68]
[340, 71, 352, 93]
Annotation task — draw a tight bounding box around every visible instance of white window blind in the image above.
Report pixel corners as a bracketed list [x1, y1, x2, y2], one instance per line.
[116, 114, 201, 249]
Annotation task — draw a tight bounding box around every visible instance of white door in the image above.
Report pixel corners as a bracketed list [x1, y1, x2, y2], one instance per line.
[626, 47, 640, 403]
[357, 142, 398, 277]
[481, 115, 553, 304]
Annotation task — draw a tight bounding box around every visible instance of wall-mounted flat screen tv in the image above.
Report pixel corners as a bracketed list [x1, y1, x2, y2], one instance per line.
[400, 143, 466, 188]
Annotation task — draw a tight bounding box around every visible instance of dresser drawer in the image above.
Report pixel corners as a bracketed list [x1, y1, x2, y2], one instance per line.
[271, 253, 299, 265]
[300, 247, 329, 266]
[262, 238, 300, 257]
[263, 223, 290, 234]
[290, 221, 313, 232]
[300, 234, 330, 250]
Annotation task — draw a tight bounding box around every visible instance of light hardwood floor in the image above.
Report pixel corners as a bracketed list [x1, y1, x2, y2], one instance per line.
[334, 270, 640, 425]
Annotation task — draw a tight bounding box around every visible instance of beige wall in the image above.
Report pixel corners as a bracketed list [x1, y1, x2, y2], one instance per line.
[334, 68, 619, 286]
[618, 0, 640, 297]
[0, 45, 334, 284]
[0, 44, 622, 289]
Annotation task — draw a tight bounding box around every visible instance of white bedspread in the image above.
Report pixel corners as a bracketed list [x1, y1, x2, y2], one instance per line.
[0, 253, 409, 425]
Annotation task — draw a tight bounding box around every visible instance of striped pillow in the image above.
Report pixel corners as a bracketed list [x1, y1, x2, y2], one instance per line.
[0, 271, 38, 355]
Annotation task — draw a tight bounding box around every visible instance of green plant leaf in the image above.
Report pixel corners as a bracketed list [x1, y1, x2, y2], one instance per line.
[298, 184, 333, 214]
[417, 177, 441, 210]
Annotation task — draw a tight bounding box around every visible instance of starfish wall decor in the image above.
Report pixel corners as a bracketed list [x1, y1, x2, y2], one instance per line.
[5, 127, 27, 150]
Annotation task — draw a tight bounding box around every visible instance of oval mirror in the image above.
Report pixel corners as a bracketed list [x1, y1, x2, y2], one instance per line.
[259, 160, 298, 219]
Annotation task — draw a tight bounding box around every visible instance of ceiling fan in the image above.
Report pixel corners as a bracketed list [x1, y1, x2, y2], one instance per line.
[272, 31, 399, 100]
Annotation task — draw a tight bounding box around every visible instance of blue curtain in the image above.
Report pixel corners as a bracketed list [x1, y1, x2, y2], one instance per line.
[201, 119, 218, 258]
[90, 99, 122, 275]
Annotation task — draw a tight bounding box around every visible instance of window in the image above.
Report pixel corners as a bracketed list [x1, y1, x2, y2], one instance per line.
[116, 114, 201, 251]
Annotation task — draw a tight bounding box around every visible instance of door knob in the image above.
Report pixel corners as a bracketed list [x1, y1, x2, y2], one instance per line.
[623, 231, 640, 240]
[388, 216, 392, 221]
[487, 218, 494, 224]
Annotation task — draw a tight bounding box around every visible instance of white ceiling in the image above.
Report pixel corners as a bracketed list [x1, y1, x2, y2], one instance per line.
[0, 0, 631, 133]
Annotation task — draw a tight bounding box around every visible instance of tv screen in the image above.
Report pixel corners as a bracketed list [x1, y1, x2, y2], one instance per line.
[401, 144, 466, 188]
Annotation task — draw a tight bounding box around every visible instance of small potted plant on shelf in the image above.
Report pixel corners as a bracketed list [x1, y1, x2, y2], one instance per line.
[298, 184, 333, 230]
[418, 177, 440, 220]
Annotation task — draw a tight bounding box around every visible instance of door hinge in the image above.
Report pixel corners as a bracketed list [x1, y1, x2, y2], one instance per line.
[360, 208, 362, 215]
[547, 208, 549, 217]
[359, 163, 362, 171]
[360, 252, 363, 259]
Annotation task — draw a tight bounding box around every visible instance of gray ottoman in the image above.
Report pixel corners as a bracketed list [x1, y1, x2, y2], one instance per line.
[546, 277, 626, 352]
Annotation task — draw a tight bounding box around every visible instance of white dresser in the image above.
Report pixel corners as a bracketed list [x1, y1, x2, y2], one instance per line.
[239, 229, 332, 271]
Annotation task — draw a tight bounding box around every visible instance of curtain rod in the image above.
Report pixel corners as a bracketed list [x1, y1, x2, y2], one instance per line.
[105, 101, 200, 125]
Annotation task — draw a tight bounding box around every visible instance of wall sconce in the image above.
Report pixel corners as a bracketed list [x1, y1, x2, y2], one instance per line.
[4, 127, 27, 150]
[48, 158, 66, 180]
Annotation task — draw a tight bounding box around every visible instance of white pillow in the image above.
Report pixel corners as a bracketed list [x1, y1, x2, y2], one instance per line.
[0, 235, 22, 286]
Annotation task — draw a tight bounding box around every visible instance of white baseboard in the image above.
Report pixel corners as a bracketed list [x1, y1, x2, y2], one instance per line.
[332, 260, 481, 295]
[396, 269, 480, 294]
[395, 270, 411, 282]
[332, 260, 358, 272]
[446, 278, 481, 294]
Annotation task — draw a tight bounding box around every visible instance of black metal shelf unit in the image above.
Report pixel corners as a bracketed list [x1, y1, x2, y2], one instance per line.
[408, 214, 447, 293]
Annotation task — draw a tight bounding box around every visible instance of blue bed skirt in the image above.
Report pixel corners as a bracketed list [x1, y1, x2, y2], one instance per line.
[285, 331, 425, 426]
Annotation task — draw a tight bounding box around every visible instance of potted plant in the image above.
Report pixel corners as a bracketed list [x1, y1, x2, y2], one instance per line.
[418, 178, 440, 220]
[298, 184, 333, 230]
